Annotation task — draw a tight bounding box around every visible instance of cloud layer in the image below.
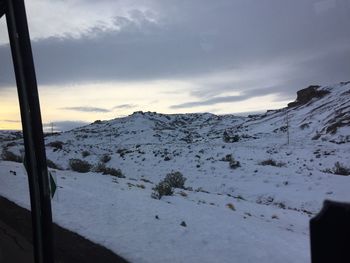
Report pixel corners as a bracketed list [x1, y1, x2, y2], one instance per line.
[61, 106, 110, 113]
[0, 0, 349, 111]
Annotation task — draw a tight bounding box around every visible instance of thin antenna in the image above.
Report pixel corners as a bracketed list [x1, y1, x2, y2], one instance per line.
[286, 111, 290, 145]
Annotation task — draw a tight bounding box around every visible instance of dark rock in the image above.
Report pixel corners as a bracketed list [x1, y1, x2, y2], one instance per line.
[288, 85, 329, 107]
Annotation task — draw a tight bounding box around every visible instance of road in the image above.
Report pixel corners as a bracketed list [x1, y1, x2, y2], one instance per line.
[0, 196, 129, 263]
[0, 220, 34, 263]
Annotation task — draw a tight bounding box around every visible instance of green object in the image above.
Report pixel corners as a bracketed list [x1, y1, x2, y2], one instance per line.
[24, 156, 56, 198]
[49, 172, 56, 198]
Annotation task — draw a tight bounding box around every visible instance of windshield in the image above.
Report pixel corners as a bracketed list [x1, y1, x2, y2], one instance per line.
[1, 1, 350, 262]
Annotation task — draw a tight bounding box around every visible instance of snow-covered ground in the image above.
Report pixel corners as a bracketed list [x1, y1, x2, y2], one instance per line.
[1, 82, 350, 262]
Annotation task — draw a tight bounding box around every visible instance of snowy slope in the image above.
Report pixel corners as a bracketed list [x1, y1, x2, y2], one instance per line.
[0, 82, 350, 263]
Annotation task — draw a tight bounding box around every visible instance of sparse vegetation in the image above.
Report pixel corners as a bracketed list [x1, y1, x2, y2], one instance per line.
[259, 159, 285, 167]
[69, 159, 92, 173]
[164, 171, 186, 189]
[226, 203, 236, 211]
[103, 167, 124, 178]
[117, 148, 132, 158]
[100, 154, 111, 163]
[81, 150, 90, 158]
[151, 171, 187, 199]
[47, 141, 64, 150]
[223, 130, 240, 143]
[221, 154, 240, 169]
[221, 154, 233, 162]
[312, 132, 321, 140]
[229, 158, 240, 169]
[93, 163, 125, 178]
[179, 191, 188, 197]
[1, 150, 22, 163]
[324, 162, 350, 176]
[151, 181, 173, 199]
[46, 159, 61, 170]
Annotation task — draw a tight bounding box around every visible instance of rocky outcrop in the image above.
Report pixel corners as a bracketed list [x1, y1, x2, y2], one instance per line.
[288, 85, 329, 107]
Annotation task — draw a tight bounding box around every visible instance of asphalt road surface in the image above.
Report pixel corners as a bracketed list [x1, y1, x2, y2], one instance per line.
[0, 196, 129, 263]
[0, 220, 34, 263]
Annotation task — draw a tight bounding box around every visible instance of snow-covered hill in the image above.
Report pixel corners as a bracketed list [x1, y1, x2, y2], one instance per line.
[1, 82, 349, 263]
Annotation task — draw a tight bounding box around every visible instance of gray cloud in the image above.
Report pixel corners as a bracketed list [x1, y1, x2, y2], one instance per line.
[171, 94, 249, 109]
[171, 86, 285, 109]
[113, 104, 137, 109]
[60, 106, 110, 113]
[0, 0, 349, 106]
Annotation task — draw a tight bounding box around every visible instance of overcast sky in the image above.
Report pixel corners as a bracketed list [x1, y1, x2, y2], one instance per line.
[1, 0, 349, 130]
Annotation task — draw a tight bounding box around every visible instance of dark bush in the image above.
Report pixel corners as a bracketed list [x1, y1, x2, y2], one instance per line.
[100, 154, 111, 163]
[259, 159, 285, 167]
[1, 150, 22, 163]
[221, 154, 233, 162]
[5, 142, 17, 147]
[229, 158, 241, 169]
[221, 154, 240, 169]
[46, 159, 61, 170]
[151, 172, 187, 199]
[325, 162, 350, 176]
[164, 171, 186, 189]
[69, 159, 92, 173]
[151, 181, 173, 199]
[81, 150, 90, 158]
[94, 163, 125, 178]
[47, 141, 64, 150]
[223, 130, 240, 143]
[103, 167, 124, 178]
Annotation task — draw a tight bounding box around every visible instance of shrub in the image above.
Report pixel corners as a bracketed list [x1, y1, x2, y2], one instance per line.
[47, 141, 64, 150]
[164, 171, 186, 189]
[103, 167, 124, 178]
[93, 163, 125, 178]
[151, 181, 173, 199]
[221, 154, 233, 162]
[93, 162, 106, 173]
[69, 159, 92, 173]
[100, 154, 111, 163]
[223, 130, 240, 143]
[46, 159, 61, 170]
[259, 159, 285, 167]
[226, 203, 236, 211]
[333, 162, 350, 176]
[151, 172, 187, 199]
[325, 162, 350, 176]
[221, 154, 240, 169]
[312, 132, 321, 140]
[1, 150, 22, 163]
[5, 142, 17, 147]
[229, 158, 241, 169]
[81, 150, 90, 158]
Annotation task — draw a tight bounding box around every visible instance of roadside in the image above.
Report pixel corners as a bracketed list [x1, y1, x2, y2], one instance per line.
[0, 220, 34, 263]
[0, 196, 129, 263]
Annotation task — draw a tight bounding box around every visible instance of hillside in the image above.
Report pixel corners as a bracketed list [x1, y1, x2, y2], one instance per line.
[0, 82, 350, 263]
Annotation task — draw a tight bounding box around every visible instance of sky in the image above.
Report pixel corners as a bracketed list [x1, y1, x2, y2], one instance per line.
[0, 0, 349, 131]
